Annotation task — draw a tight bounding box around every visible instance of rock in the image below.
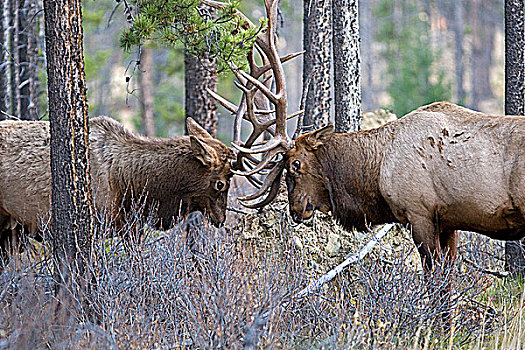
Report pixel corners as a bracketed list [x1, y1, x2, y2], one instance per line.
[325, 233, 341, 256]
[293, 236, 303, 250]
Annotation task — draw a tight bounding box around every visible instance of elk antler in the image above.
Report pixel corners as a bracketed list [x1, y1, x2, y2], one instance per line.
[204, 0, 304, 208]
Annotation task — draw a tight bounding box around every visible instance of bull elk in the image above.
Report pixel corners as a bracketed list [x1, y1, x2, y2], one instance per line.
[0, 117, 233, 266]
[207, 1, 525, 274]
[238, 99, 525, 273]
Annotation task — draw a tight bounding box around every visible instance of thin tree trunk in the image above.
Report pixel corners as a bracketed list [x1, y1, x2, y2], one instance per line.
[360, 0, 374, 110]
[18, 0, 31, 120]
[1, 0, 13, 119]
[184, 51, 218, 137]
[0, 0, 5, 119]
[27, 0, 41, 120]
[303, 0, 332, 130]
[139, 46, 156, 136]
[332, 0, 361, 133]
[470, 0, 495, 109]
[43, 0, 93, 277]
[504, 0, 525, 277]
[12, 0, 21, 119]
[453, 0, 465, 103]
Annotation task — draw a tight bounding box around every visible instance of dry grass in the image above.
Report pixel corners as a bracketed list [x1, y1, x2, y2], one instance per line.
[0, 203, 524, 349]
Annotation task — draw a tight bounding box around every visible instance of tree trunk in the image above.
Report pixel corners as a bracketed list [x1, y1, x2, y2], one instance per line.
[360, 0, 374, 110]
[0, 0, 12, 120]
[139, 46, 156, 136]
[12, 0, 21, 119]
[453, 0, 465, 103]
[332, 0, 361, 133]
[43, 0, 93, 277]
[184, 51, 218, 137]
[0, 0, 5, 120]
[27, 0, 41, 120]
[0, 0, 41, 121]
[18, 0, 40, 120]
[470, 0, 495, 109]
[504, 0, 525, 277]
[303, 0, 332, 130]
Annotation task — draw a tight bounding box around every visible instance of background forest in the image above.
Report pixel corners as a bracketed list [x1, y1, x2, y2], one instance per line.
[1, 0, 524, 349]
[0, 0, 506, 139]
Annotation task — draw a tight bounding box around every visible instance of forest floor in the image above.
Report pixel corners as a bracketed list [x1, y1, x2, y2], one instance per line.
[0, 182, 523, 349]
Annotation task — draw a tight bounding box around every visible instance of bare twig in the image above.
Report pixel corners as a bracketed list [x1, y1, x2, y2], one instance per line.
[461, 256, 510, 278]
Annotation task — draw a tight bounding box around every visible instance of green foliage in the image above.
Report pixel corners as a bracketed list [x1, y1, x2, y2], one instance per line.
[120, 0, 265, 72]
[375, 0, 451, 117]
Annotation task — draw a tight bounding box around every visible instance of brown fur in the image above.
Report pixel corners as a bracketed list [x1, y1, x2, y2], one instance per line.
[0, 117, 233, 253]
[285, 102, 525, 270]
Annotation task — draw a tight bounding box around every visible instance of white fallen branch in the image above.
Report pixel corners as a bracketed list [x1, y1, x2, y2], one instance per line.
[293, 223, 395, 299]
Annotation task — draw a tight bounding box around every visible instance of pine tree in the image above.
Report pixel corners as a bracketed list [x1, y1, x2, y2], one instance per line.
[504, 0, 525, 277]
[43, 0, 93, 276]
[332, 0, 361, 133]
[302, 0, 332, 130]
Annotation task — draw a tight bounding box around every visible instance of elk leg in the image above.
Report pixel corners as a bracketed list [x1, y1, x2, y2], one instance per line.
[439, 229, 458, 327]
[439, 229, 458, 263]
[409, 216, 441, 273]
[410, 215, 454, 326]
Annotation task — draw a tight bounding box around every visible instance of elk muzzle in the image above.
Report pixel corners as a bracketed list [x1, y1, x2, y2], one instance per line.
[290, 200, 314, 223]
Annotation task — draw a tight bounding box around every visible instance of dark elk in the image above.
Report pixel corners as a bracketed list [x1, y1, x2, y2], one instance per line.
[210, 5, 525, 273]
[0, 117, 233, 266]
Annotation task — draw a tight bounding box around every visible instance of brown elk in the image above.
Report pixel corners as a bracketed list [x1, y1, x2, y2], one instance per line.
[236, 100, 525, 272]
[206, 4, 525, 270]
[0, 117, 233, 266]
[284, 101, 525, 270]
[201, 1, 525, 274]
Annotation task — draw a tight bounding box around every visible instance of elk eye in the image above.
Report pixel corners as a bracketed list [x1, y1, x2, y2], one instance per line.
[292, 160, 301, 172]
[216, 180, 225, 191]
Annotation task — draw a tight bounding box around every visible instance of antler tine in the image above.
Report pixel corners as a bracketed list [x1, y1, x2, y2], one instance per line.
[293, 68, 317, 139]
[232, 94, 247, 145]
[231, 137, 285, 154]
[206, 88, 238, 114]
[240, 164, 285, 209]
[239, 161, 284, 201]
[245, 174, 263, 189]
[232, 147, 282, 176]
[238, 70, 278, 105]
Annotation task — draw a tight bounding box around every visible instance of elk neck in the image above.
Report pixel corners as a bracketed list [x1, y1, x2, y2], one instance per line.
[316, 125, 398, 231]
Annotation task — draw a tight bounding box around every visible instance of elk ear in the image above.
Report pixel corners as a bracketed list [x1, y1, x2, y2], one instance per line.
[190, 136, 216, 167]
[187, 117, 213, 139]
[304, 124, 334, 150]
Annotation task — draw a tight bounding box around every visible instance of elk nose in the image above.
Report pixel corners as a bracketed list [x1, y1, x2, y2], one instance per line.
[305, 202, 314, 212]
[290, 210, 302, 223]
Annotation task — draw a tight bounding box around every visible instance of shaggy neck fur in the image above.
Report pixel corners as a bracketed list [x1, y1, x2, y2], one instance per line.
[318, 125, 398, 231]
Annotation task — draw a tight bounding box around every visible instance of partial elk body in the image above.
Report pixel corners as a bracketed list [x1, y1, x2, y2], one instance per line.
[0, 117, 233, 265]
[285, 102, 525, 269]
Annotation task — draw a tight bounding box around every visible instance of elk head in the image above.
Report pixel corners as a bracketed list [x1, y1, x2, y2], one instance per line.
[186, 117, 234, 227]
[285, 125, 334, 222]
